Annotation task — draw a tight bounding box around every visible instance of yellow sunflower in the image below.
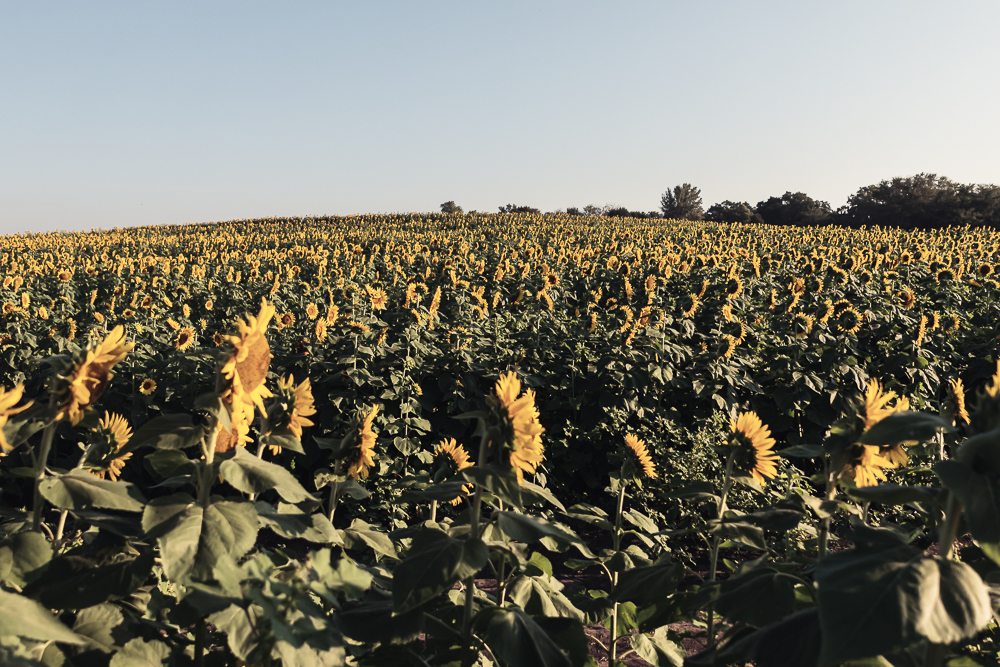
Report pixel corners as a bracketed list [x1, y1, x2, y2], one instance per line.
[346, 405, 378, 480]
[275, 375, 316, 439]
[305, 302, 319, 320]
[55, 325, 134, 425]
[946, 378, 970, 425]
[729, 412, 779, 486]
[623, 434, 656, 479]
[221, 298, 275, 415]
[843, 444, 892, 488]
[90, 412, 133, 481]
[139, 378, 156, 395]
[0, 384, 32, 454]
[492, 372, 544, 485]
[434, 438, 475, 505]
[215, 400, 252, 453]
[175, 327, 196, 351]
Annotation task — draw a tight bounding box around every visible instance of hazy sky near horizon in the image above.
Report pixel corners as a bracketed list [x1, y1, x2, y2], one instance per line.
[2, 2, 998, 235]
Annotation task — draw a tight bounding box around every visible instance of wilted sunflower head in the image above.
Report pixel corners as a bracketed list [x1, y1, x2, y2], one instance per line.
[896, 289, 915, 309]
[728, 412, 778, 486]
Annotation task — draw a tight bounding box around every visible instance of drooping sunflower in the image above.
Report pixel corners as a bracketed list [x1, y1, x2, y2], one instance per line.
[729, 412, 779, 486]
[491, 372, 544, 485]
[55, 325, 134, 425]
[346, 405, 378, 480]
[623, 434, 657, 479]
[221, 298, 275, 415]
[434, 438, 475, 505]
[815, 300, 834, 324]
[90, 412, 133, 481]
[896, 289, 915, 310]
[0, 384, 32, 454]
[936, 268, 955, 283]
[175, 327, 196, 351]
[945, 378, 970, 425]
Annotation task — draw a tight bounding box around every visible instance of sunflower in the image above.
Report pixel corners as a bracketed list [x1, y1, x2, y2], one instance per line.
[0, 384, 32, 454]
[725, 277, 743, 299]
[58, 270, 72, 282]
[943, 313, 960, 335]
[175, 327, 196, 351]
[346, 406, 378, 480]
[843, 444, 892, 488]
[623, 434, 657, 479]
[368, 287, 388, 311]
[277, 312, 296, 329]
[915, 315, 927, 347]
[715, 335, 738, 359]
[936, 268, 955, 283]
[978, 262, 994, 277]
[862, 379, 898, 430]
[815, 300, 834, 324]
[90, 412, 133, 481]
[139, 378, 156, 395]
[946, 378, 970, 425]
[835, 307, 863, 335]
[729, 412, 779, 486]
[315, 318, 328, 342]
[221, 298, 275, 415]
[546, 273, 560, 288]
[215, 401, 252, 453]
[434, 438, 475, 505]
[680, 294, 699, 318]
[790, 312, 814, 339]
[491, 372, 544, 485]
[896, 289, 915, 309]
[205, 300, 214, 309]
[306, 302, 319, 320]
[55, 325, 134, 425]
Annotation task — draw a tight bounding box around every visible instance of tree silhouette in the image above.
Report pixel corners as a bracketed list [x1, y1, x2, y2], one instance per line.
[440, 201, 463, 214]
[660, 184, 704, 220]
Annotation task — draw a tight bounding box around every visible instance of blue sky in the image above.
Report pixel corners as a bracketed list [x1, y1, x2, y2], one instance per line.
[2, 2, 998, 234]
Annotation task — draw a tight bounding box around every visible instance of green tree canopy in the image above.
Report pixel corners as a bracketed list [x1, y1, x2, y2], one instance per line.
[660, 184, 704, 220]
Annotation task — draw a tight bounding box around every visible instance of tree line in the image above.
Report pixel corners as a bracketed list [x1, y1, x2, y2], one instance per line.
[442, 173, 1000, 229]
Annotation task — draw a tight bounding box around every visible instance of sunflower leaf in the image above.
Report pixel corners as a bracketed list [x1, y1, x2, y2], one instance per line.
[39, 469, 145, 512]
[218, 447, 318, 503]
[857, 411, 952, 447]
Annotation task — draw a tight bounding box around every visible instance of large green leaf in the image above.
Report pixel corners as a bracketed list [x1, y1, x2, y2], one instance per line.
[610, 559, 685, 603]
[72, 603, 123, 653]
[0, 589, 84, 645]
[338, 589, 424, 645]
[0, 532, 51, 587]
[460, 466, 523, 509]
[392, 531, 488, 612]
[23, 549, 154, 610]
[255, 502, 338, 543]
[218, 447, 317, 503]
[207, 604, 260, 661]
[936, 459, 1000, 564]
[858, 411, 951, 447]
[632, 631, 686, 667]
[39, 469, 145, 511]
[142, 495, 257, 583]
[816, 545, 991, 665]
[108, 638, 173, 667]
[716, 608, 821, 667]
[338, 519, 396, 559]
[485, 608, 572, 667]
[713, 567, 800, 628]
[847, 484, 938, 507]
[124, 414, 203, 453]
[507, 575, 584, 621]
[495, 512, 594, 557]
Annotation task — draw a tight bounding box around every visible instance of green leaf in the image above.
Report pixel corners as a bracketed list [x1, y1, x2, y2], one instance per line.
[264, 432, 305, 455]
[144, 449, 196, 479]
[0, 532, 51, 587]
[109, 638, 173, 667]
[610, 559, 685, 603]
[666, 481, 719, 502]
[717, 608, 821, 667]
[485, 608, 572, 667]
[255, 502, 338, 543]
[936, 459, 1000, 565]
[0, 589, 84, 645]
[1, 416, 45, 456]
[339, 589, 424, 645]
[142, 495, 257, 583]
[632, 631, 685, 667]
[207, 604, 260, 661]
[23, 549, 154, 610]
[398, 480, 469, 503]
[39, 469, 145, 511]
[496, 512, 594, 557]
[392, 531, 488, 612]
[857, 411, 951, 447]
[816, 545, 991, 664]
[460, 466, 524, 509]
[72, 603, 123, 653]
[711, 519, 766, 550]
[338, 520, 396, 559]
[713, 567, 800, 628]
[563, 503, 614, 532]
[506, 575, 584, 621]
[778, 444, 826, 458]
[125, 414, 203, 453]
[218, 447, 317, 503]
[521, 481, 567, 512]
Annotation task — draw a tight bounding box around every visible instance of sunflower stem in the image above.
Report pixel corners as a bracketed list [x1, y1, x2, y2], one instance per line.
[707, 450, 736, 649]
[31, 415, 58, 534]
[818, 461, 837, 562]
[609, 480, 628, 665]
[327, 460, 342, 524]
[938, 491, 962, 561]
[462, 426, 490, 667]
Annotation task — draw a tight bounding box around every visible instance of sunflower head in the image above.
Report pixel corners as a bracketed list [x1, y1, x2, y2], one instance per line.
[220, 298, 275, 415]
[267, 374, 317, 443]
[790, 312, 814, 339]
[0, 384, 33, 454]
[87, 411, 133, 481]
[344, 405, 379, 480]
[486, 372, 544, 485]
[728, 412, 778, 486]
[835, 307, 863, 335]
[434, 438, 475, 504]
[622, 434, 657, 481]
[175, 327, 196, 351]
[54, 325, 134, 425]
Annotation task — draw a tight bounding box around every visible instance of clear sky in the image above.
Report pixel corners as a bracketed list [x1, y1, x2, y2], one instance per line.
[2, 2, 998, 235]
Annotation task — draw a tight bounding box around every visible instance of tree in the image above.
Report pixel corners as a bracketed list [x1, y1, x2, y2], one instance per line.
[440, 201, 463, 214]
[660, 184, 704, 220]
[566, 207, 581, 216]
[841, 173, 1000, 229]
[755, 192, 832, 227]
[498, 204, 540, 214]
[705, 201, 763, 225]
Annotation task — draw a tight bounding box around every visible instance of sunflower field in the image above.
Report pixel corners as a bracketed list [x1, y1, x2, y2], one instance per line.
[2, 212, 1000, 666]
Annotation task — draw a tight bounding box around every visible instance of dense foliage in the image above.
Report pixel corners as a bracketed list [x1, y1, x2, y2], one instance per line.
[1, 212, 1000, 666]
